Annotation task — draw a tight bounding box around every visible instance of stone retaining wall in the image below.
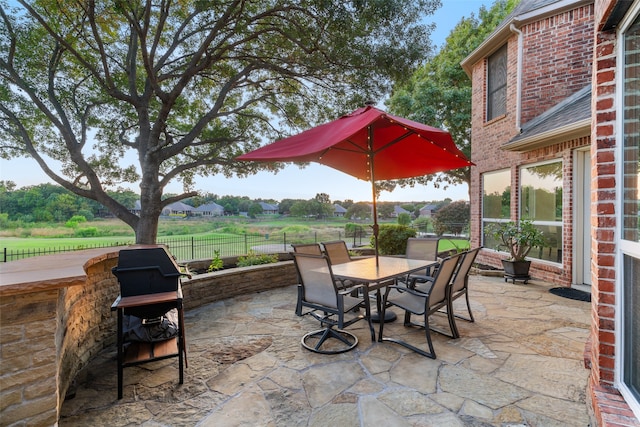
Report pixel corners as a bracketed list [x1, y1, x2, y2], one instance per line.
[0, 249, 296, 426]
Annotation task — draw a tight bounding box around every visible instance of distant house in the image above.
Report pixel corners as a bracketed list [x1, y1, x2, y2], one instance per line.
[130, 200, 142, 216]
[132, 200, 195, 216]
[392, 205, 410, 218]
[333, 204, 347, 217]
[419, 204, 438, 218]
[193, 202, 224, 217]
[162, 201, 194, 216]
[258, 202, 279, 214]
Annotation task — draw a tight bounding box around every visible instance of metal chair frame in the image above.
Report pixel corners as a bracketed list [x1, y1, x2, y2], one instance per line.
[293, 253, 375, 354]
[378, 253, 463, 359]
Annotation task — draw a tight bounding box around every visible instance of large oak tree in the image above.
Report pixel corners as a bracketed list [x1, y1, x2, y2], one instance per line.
[386, 0, 519, 196]
[0, 0, 438, 243]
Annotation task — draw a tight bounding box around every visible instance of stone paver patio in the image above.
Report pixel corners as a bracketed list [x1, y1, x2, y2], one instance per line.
[60, 274, 592, 426]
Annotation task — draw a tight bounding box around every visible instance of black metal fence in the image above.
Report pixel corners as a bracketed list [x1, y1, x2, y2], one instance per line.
[2, 231, 370, 263]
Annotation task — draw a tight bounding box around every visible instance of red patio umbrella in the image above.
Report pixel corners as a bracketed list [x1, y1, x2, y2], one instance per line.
[237, 104, 473, 265]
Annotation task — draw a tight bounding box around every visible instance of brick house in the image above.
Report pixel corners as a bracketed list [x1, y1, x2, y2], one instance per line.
[462, 0, 639, 424]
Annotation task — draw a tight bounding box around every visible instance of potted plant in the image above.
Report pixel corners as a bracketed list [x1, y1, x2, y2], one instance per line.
[489, 219, 546, 283]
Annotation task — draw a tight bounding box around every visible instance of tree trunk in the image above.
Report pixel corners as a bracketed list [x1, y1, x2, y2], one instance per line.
[136, 213, 160, 244]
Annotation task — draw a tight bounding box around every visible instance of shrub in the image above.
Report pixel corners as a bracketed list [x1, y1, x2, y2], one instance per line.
[208, 250, 224, 272]
[344, 223, 365, 238]
[65, 215, 87, 228]
[412, 216, 431, 232]
[374, 224, 416, 255]
[74, 226, 98, 237]
[397, 212, 411, 226]
[432, 201, 469, 236]
[236, 250, 278, 267]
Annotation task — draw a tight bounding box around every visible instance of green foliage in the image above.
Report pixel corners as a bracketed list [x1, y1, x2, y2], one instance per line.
[432, 201, 469, 236]
[397, 212, 411, 226]
[345, 203, 372, 220]
[74, 227, 99, 237]
[487, 220, 546, 261]
[344, 223, 365, 238]
[2, 0, 438, 243]
[387, 0, 518, 192]
[208, 250, 224, 272]
[236, 251, 279, 267]
[280, 225, 311, 234]
[65, 215, 88, 228]
[248, 203, 264, 219]
[375, 224, 417, 255]
[413, 216, 432, 232]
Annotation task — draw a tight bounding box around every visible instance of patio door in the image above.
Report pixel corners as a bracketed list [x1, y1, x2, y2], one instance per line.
[574, 149, 592, 287]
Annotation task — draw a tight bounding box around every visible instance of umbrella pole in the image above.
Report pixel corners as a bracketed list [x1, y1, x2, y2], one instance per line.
[368, 127, 379, 267]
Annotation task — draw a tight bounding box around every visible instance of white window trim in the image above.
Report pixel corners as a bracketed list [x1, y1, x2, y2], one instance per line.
[615, 0, 640, 419]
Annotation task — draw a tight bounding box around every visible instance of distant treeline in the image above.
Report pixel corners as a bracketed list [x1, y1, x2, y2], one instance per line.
[0, 181, 449, 223]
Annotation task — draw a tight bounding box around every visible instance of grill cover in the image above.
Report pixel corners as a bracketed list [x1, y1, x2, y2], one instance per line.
[112, 246, 182, 319]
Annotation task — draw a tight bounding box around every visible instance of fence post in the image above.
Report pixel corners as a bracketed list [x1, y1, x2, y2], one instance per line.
[283, 232, 287, 251]
[244, 234, 248, 254]
[192, 237, 195, 260]
[3, 247, 5, 263]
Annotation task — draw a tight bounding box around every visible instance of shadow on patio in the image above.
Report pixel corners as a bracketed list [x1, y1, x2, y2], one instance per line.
[60, 274, 592, 426]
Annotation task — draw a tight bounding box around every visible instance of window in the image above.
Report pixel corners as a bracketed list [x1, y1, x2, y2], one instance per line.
[487, 44, 507, 121]
[620, 10, 640, 417]
[482, 169, 511, 249]
[520, 161, 563, 263]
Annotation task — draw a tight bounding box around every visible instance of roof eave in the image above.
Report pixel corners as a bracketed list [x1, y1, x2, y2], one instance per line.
[501, 118, 591, 152]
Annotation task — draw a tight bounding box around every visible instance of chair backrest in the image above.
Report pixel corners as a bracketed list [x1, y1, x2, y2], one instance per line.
[322, 241, 352, 265]
[406, 237, 440, 261]
[451, 247, 482, 293]
[292, 243, 323, 255]
[427, 253, 463, 308]
[292, 253, 339, 309]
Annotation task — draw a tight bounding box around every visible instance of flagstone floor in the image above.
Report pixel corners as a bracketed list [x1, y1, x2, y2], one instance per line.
[60, 274, 593, 427]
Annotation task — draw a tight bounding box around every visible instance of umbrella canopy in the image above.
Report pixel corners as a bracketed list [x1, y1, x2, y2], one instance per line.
[237, 105, 473, 264]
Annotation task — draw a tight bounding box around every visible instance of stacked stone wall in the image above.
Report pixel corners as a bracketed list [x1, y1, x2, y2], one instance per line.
[0, 289, 60, 426]
[0, 250, 297, 425]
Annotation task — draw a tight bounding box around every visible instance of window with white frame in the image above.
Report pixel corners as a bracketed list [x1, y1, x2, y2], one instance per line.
[482, 169, 511, 249]
[619, 7, 640, 417]
[487, 44, 508, 121]
[519, 161, 563, 263]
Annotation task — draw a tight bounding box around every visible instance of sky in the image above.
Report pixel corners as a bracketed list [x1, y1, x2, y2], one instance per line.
[0, 0, 491, 203]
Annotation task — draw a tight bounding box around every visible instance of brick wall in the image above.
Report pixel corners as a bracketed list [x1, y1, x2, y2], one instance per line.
[520, 4, 595, 125]
[470, 4, 593, 288]
[587, 1, 640, 426]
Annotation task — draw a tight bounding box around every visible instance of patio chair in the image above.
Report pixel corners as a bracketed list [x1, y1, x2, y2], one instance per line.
[292, 252, 375, 354]
[412, 247, 482, 337]
[322, 240, 353, 265]
[402, 237, 441, 286]
[448, 247, 482, 330]
[291, 243, 323, 255]
[321, 240, 363, 291]
[378, 252, 463, 359]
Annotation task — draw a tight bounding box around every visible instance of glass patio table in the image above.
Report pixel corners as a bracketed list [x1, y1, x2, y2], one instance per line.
[330, 256, 439, 322]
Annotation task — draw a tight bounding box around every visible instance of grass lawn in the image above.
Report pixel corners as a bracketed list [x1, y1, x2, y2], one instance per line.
[1, 216, 470, 261]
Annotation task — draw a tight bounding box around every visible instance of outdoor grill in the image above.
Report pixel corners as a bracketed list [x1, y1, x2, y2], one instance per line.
[112, 246, 183, 318]
[110, 245, 188, 399]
